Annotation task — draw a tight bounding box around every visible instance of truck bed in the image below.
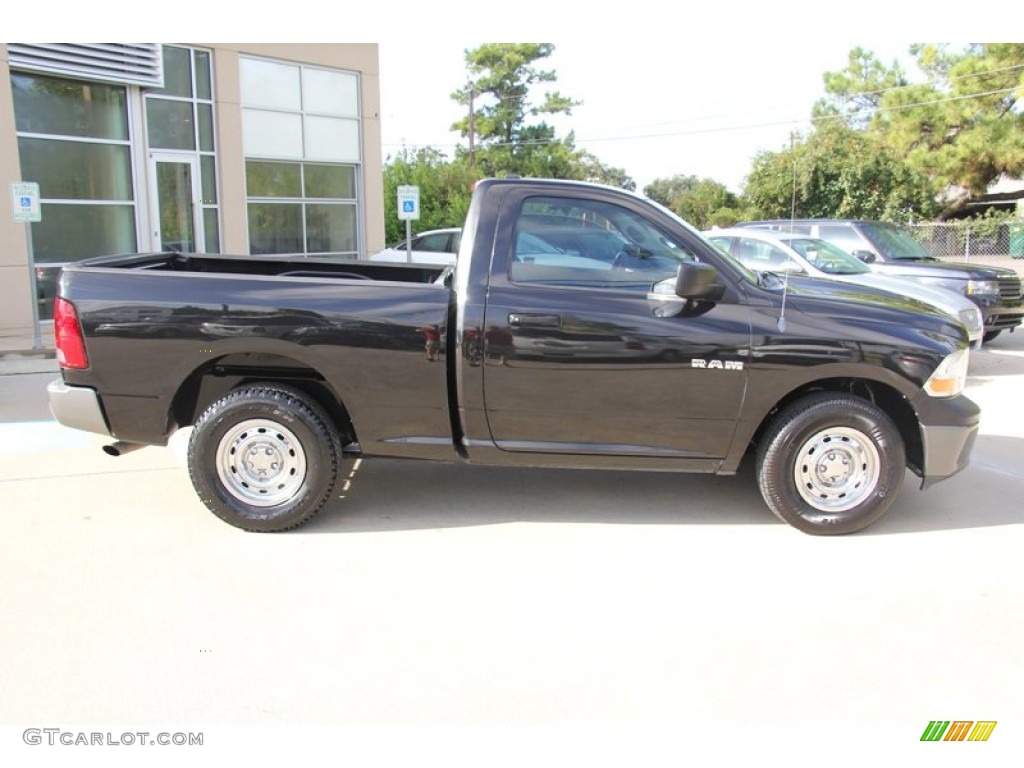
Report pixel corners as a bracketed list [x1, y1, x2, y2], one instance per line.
[57, 252, 455, 457]
[74, 251, 449, 284]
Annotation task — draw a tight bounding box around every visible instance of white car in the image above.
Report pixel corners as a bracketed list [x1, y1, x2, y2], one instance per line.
[705, 228, 984, 347]
[370, 228, 583, 268]
[369, 227, 461, 265]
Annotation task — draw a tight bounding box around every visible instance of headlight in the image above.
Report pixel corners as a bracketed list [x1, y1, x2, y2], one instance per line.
[958, 307, 983, 335]
[923, 349, 969, 398]
[965, 279, 999, 297]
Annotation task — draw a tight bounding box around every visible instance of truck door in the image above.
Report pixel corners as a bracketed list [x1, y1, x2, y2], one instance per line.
[480, 189, 752, 461]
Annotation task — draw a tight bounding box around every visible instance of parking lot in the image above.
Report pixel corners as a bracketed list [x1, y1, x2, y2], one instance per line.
[1, 331, 1022, 765]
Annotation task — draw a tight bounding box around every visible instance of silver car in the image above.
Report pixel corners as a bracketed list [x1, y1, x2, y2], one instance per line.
[705, 228, 984, 347]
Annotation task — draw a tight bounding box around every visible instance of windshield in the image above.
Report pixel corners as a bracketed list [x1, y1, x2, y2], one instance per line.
[782, 237, 870, 275]
[860, 222, 932, 260]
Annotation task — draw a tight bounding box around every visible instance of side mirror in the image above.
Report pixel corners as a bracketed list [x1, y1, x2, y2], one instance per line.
[649, 262, 725, 318]
[674, 262, 725, 301]
[851, 250, 877, 263]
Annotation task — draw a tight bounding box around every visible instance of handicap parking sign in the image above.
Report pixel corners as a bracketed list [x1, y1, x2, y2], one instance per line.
[397, 185, 420, 221]
[12, 182, 41, 222]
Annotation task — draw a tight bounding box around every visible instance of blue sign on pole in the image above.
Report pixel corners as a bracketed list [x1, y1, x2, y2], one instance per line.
[397, 185, 420, 221]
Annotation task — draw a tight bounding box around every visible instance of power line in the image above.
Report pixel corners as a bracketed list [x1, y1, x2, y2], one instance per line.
[383, 84, 1021, 152]
[450, 61, 1024, 135]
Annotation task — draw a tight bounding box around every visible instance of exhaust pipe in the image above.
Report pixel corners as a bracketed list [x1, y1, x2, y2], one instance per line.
[103, 441, 147, 457]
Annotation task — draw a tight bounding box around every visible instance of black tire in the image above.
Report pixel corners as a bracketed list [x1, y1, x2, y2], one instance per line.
[982, 330, 1001, 343]
[188, 384, 342, 532]
[756, 393, 905, 535]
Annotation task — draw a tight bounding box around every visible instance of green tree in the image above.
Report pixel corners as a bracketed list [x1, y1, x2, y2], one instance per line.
[451, 43, 589, 180]
[574, 150, 636, 191]
[812, 47, 908, 129]
[816, 44, 1024, 218]
[381, 147, 480, 244]
[643, 174, 745, 229]
[744, 123, 939, 222]
[452, 43, 578, 146]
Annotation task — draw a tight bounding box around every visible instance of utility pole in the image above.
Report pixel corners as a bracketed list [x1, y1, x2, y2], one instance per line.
[467, 85, 476, 168]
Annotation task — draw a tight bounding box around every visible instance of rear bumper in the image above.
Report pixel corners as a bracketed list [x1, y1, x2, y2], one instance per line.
[917, 394, 980, 488]
[47, 379, 112, 437]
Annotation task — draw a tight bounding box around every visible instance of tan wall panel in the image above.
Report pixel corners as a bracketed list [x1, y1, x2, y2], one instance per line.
[208, 48, 248, 253]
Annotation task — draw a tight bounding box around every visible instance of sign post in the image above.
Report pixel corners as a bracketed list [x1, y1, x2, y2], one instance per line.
[396, 185, 420, 263]
[11, 182, 43, 350]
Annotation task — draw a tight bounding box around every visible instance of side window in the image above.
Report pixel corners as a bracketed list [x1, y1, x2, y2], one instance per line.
[817, 225, 865, 253]
[707, 236, 734, 255]
[734, 238, 802, 271]
[509, 195, 696, 290]
[414, 233, 453, 253]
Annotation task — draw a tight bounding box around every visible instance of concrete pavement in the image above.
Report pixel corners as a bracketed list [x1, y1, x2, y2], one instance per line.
[1, 297, 1022, 768]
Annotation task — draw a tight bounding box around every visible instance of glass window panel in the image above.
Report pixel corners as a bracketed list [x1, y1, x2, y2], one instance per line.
[306, 203, 356, 254]
[240, 58, 301, 111]
[12, 73, 128, 140]
[204, 208, 221, 253]
[151, 45, 192, 98]
[156, 161, 195, 253]
[242, 109, 303, 158]
[201, 155, 218, 204]
[146, 99, 196, 150]
[304, 164, 355, 199]
[18, 137, 133, 201]
[303, 116, 359, 162]
[31, 203, 137, 262]
[198, 103, 214, 151]
[248, 203, 303, 254]
[246, 161, 301, 198]
[414, 233, 452, 253]
[195, 49, 212, 100]
[302, 68, 359, 117]
[33, 261, 61, 320]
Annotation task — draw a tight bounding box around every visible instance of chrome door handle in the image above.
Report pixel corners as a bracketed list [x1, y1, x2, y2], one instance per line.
[508, 313, 561, 328]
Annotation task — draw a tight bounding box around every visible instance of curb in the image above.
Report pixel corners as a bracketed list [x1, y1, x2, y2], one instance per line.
[0, 352, 58, 376]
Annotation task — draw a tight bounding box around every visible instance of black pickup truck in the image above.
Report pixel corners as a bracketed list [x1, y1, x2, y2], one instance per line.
[48, 178, 979, 535]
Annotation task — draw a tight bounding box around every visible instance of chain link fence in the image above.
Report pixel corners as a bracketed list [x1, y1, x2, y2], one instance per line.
[906, 221, 1024, 260]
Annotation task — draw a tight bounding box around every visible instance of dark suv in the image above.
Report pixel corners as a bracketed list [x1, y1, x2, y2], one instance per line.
[737, 219, 1024, 342]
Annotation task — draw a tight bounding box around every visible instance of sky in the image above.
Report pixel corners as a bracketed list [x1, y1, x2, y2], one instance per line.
[23, 0, 1010, 197]
[377, 37, 904, 194]
[366, 0, 1009, 195]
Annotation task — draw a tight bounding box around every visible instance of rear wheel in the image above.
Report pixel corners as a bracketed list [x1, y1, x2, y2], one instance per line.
[188, 384, 342, 531]
[756, 393, 905, 535]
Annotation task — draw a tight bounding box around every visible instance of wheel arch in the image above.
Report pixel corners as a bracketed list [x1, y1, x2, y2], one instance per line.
[169, 352, 358, 449]
[737, 377, 922, 475]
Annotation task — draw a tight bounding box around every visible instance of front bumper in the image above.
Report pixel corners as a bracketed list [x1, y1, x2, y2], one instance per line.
[47, 379, 112, 437]
[917, 394, 980, 488]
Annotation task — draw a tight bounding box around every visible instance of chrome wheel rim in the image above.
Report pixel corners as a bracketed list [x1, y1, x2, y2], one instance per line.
[793, 426, 880, 513]
[216, 419, 307, 507]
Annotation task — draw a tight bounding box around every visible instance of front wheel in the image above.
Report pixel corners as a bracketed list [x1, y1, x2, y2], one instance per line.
[756, 393, 905, 535]
[188, 384, 342, 531]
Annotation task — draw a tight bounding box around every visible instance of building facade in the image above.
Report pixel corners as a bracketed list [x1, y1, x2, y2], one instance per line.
[0, 43, 385, 337]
